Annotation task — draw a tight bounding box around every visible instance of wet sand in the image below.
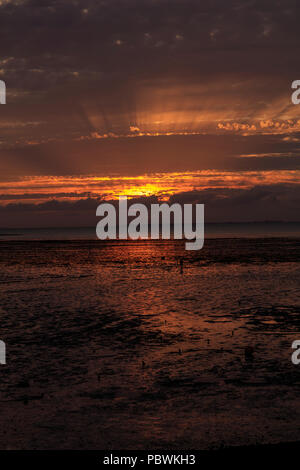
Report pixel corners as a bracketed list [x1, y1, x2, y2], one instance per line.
[0, 238, 300, 449]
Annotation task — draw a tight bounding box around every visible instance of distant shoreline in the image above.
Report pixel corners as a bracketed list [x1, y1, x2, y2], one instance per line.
[1, 221, 300, 241]
[1, 221, 300, 231]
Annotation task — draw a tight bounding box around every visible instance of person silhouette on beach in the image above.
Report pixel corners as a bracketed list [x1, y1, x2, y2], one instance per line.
[180, 258, 183, 274]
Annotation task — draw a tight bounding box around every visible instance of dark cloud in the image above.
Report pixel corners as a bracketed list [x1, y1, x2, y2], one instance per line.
[0, 0, 300, 107]
[0, 0, 299, 224]
[0, 184, 299, 227]
[0, 1, 299, 127]
[170, 184, 300, 222]
[1, 133, 300, 177]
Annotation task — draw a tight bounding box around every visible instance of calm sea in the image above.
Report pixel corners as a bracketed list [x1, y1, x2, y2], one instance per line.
[1, 222, 300, 240]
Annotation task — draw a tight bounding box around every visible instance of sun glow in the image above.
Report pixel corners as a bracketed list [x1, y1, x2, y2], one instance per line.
[0, 169, 299, 205]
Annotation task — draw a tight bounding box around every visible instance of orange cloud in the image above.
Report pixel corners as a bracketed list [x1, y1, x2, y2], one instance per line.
[218, 119, 300, 135]
[0, 169, 299, 205]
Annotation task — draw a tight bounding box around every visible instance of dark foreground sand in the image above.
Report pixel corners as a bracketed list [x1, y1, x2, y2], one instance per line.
[0, 238, 300, 449]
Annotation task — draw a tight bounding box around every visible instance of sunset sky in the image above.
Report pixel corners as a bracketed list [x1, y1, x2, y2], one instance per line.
[0, 0, 300, 227]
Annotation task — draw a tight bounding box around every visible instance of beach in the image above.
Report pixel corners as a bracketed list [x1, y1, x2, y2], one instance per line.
[0, 235, 299, 449]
